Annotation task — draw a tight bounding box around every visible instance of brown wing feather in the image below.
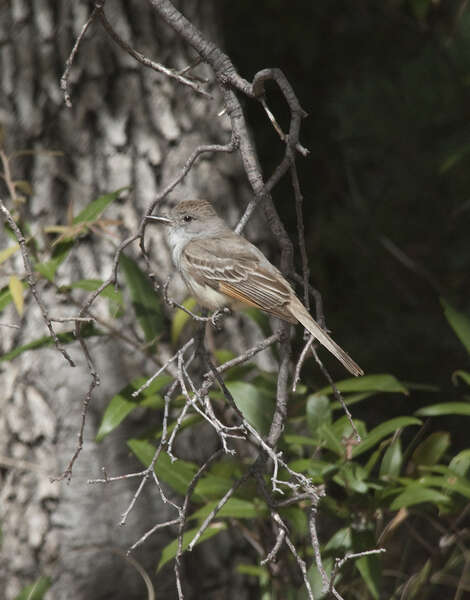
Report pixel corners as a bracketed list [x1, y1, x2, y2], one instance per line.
[219, 281, 297, 323]
[182, 238, 296, 322]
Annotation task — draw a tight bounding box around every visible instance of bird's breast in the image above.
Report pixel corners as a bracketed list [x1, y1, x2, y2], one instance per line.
[184, 276, 230, 310]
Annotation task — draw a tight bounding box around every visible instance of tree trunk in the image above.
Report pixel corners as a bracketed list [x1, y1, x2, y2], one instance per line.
[0, 2, 252, 598]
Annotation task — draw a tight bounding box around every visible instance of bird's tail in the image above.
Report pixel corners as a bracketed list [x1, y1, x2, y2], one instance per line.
[289, 297, 363, 377]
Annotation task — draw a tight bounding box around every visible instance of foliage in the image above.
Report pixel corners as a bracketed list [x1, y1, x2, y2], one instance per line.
[3, 192, 470, 598]
[14, 576, 51, 600]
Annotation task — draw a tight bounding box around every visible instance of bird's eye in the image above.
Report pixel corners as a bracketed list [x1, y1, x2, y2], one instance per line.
[183, 215, 193, 223]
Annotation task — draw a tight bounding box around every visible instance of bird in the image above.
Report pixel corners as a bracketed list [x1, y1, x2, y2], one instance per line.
[146, 199, 363, 377]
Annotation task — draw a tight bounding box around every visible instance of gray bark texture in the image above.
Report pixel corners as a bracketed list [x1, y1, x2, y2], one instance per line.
[0, 1, 258, 598]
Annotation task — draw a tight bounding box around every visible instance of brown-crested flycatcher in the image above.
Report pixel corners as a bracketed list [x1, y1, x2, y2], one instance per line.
[147, 199, 363, 377]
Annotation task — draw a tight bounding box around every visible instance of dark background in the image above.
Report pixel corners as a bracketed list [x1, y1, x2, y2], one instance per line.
[221, 0, 470, 432]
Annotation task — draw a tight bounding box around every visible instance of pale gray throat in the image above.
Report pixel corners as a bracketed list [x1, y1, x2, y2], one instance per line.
[167, 226, 194, 268]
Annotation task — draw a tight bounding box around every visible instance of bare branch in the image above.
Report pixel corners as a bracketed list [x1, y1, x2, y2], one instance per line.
[0, 198, 75, 367]
[311, 347, 361, 444]
[97, 5, 212, 98]
[291, 161, 310, 309]
[175, 449, 223, 599]
[128, 518, 180, 554]
[292, 335, 315, 392]
[60, 1, 103, 107]
[260, 526, 286, 565]
[187, 470, 251, 552]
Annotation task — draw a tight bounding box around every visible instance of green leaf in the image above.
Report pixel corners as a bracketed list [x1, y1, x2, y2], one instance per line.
[279, 506, 308, 536]
[416, 474, 470, 499]
[0, 242, 19, 264]
[411, 432, 450, 467]
[415, 402, 470, 417]
[69, 278, 123, 305]
[226, 381, 274, 436]
[73, 187, 127, 224]
[194, 475, 236, 498]
[352, 417, 422, 458]
[36, 240, 74, 281]
[284, 434, 319, 447]
[441, 298, 470, 354]
[402, 381, 440, 392]
[127, 439, 198, 496]
[365, 444, 387, 476]
[9, 275, 24, 315]
[236, 564, 269, 579]
[334, 462, 368, 494]
[449, 449, 470, 477]
[96, 375, 171, 441]
[356, 549, 382, 600]
[330, 391, 375, 411]
[14, 576, 52, 600]
[190, 498, 265, 522]
[120, 253, 165, 345]
[452, 370, 470, 387]
[324, 527, 352, 552]
[0, 285, 16, 311]
[0, 323, 101, 362]
[318, 422, 344, 456]
[317, 374, 408, 396]
[390, 485, 451, 509]
[288, 457, 336, 479]
[404, 559, 431, 599]
[97, 392, 137, 442]
[304, 557, 334, 600]
[157, 523, 226, 571]
[306, 394, 331, 437]
[380, 438, 402, 478]
[171, 297, 197, 345]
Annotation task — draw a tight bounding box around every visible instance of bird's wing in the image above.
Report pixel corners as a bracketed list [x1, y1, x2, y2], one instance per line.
[182, 237, 297, 322]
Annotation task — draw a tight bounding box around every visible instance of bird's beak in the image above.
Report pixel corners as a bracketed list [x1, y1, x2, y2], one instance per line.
[145, 215, 172, 225]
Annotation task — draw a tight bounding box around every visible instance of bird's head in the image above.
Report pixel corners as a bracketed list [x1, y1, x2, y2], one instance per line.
[146, 199, 225, 238]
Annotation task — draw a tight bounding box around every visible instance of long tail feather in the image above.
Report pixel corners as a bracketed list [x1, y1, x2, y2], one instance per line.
[289, 298, 363, 377]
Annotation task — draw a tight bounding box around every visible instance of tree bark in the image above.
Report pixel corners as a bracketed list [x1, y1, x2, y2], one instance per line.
[0, 2, 253, 598]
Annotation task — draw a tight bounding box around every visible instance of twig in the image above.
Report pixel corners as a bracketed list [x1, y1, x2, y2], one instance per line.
[128, 518, 180, 554]
[329, 548, 386, 599]
[311, 347, 361, 444]
[175, 449, 223, 599]
[120, 442, 166, 526]
[291, 161, 310, 310]
[187, 470, 251, 551]
[132, 338, 195, 398]
[309, 495, 329, 592]
[141, 137, 238, 240]
[201, 332, 281, 387]
[49, 316, 95, 323]
[285, 534, 314, 600]
[260, 526, 286, 565]
[97, 5, 212, 98]
[292, 335, 314, 393]
[162, 276, 228, 327]
[0, 198, 75, 367]
[88, 467, 149, 484]
[60, 1, 103, 107]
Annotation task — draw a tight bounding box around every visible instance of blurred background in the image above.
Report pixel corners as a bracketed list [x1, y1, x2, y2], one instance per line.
[222, 0, 470, 433]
